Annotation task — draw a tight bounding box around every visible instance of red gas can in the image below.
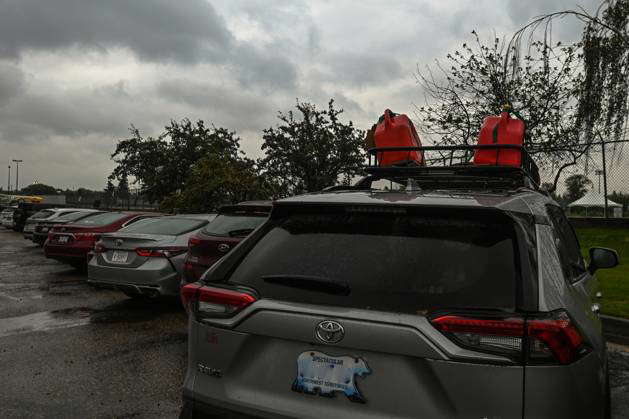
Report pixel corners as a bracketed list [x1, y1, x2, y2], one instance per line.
[473, 112, 525, 167]
[374, 109, 424, 167]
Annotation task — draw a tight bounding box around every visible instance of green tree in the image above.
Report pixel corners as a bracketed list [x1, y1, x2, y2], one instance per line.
[416, 34, 587, 190]
[103, 180, 116, 208]
[564, 174, 593, 203]
[110, 119, 242, 204]
[259, 99, 365, 196]
[511, 0, 629, 150]
[20, 183, 57, 195]
[163, 155, 268, 212]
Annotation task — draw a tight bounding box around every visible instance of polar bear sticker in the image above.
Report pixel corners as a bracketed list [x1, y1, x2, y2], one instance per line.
[292, 351, 371, 403]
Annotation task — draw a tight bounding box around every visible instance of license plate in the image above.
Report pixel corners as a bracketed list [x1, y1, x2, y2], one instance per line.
[111, 250, 128, 264]
[57, 236, 69, 244]
[41, 227, 49, 232]
[292, 351, 371, 403]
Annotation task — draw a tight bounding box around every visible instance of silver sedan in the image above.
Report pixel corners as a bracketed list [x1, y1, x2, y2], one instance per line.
[87, 214, 215, 298]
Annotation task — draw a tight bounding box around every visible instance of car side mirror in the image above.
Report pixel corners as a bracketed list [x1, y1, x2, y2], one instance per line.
[588, 247, 619, 274]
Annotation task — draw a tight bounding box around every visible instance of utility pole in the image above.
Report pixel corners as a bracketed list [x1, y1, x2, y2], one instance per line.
[12, 159, 22, 192]
[7, 165, 11, 192]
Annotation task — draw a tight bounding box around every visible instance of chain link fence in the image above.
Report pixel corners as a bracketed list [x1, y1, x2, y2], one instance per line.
[64, 188, 159, 211]
[539, 140, 629, 218]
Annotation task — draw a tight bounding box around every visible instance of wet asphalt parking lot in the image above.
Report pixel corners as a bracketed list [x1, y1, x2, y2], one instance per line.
[0, 229, 186, 418]
[1, 228, 629, 418]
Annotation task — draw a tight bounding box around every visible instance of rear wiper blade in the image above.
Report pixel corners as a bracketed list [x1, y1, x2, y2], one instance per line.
[262, 275, 350, 296]
[228, 228, 254, 237]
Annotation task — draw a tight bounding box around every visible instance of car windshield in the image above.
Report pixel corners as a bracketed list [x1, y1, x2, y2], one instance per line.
[74, 212, 128, 226]
[30, 210, 55, 219]
[202, 213, 267, 237]
[227, 210, 519, 314]
[55, 211, 99, 222]
[120, 217, 207, 235]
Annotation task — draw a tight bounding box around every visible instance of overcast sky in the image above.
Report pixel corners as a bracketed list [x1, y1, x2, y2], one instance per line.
[0, 0, 599, 191]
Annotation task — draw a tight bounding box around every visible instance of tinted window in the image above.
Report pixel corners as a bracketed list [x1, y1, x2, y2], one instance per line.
[56, 211, 100, 222]
[75, 212, 128, 226]
[202, 214, 267, 237]
[547, 205, 586, 282]
[227, 211, 518, 313]
[121, 217, 206, 235]
[30, 210, 55, 219]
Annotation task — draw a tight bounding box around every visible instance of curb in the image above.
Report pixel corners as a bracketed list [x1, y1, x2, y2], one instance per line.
[602, 314, 629, 346]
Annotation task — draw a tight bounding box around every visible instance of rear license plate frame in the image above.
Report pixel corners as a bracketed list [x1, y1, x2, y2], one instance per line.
[111, 250, 129, 264]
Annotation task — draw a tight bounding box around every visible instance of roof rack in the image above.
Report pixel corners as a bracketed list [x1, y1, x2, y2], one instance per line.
[361, 144, 541, 191]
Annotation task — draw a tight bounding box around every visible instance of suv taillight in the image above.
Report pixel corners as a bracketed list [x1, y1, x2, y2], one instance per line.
[430, 310, 587, 365]
[181, 284, 257, 317]
[527, 311, 585, 364]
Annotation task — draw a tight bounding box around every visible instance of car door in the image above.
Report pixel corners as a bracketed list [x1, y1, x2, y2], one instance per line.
[546, 205, 605, 354]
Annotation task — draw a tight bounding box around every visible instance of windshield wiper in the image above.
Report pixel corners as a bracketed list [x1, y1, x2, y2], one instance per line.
[262, 275, 350, 296]
[228, 228, 254, 237]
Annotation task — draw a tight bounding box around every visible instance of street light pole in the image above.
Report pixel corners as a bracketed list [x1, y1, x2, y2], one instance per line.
[12, 159, 22, 192]
[595, 170, 603, 194]
[7, 165, 11, 192]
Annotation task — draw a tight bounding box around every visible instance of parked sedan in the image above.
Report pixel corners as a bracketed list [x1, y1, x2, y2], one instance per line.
[33, 209, 103, 246]
[181, 201, 271, 284]
[1, 207, 16, 229]
[23, 208, 86, 241]
[88, 214, 215, 298]
[44, 211, 159, 268]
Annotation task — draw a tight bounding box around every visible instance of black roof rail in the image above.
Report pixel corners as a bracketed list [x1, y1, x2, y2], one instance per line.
[365, 145, 540, 190]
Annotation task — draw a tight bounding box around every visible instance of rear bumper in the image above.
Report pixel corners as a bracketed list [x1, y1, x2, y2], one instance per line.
[181, 395, 285, 419]
[87, 261, 180, 296]
[44, 243, 91, 262]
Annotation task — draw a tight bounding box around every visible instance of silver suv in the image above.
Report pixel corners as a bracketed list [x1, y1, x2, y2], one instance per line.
[180, 152, 619, 418]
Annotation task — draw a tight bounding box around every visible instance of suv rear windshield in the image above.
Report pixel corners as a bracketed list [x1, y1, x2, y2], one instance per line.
[74, 212, 128, 227]
[227, 210, 519, 313]
[121, 217, 207, 235]
[202, 213, 267, 237]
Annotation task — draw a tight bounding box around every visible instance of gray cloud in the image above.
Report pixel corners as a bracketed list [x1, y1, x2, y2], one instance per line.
[0, 0, 233, 64]
[0, 0, 602, 190]
[321, 53, 403, 88]
[0, 62, 26, 106]
[156, 78, 275, 131]
[0, 0, 299, 92]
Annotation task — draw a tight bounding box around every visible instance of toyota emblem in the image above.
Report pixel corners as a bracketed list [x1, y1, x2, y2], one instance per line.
[217, 243, 230, 253]
[315, 320, 345, 344]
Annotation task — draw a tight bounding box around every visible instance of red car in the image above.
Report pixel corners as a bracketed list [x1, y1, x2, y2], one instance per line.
[182, 201, 271, 284]
[44, 211, 161, 268]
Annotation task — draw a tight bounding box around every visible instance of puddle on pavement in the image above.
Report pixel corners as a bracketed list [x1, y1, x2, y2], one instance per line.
[0, 300, 183, 338]
[0, 307, 93, 338]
